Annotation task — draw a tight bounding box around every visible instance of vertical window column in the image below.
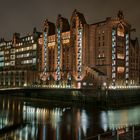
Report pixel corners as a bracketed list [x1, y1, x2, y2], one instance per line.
[56, 26, 61, 83]
[77, 27, 82, 81]
[125, 33, 129, 85]
[112, 28, 116, 86]
[43, 32, 47, 73]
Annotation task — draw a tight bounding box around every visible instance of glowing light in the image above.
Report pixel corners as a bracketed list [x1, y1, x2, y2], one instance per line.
[112, 28, 116, 86]
[125, 33, 129, 85]
[44, 32, 47, 73]
[117, 67, 124, 73]
[100, 111, 108, 132]
[81, 110, 89, 136]
[56, 26, 61, 83]
[77, 28, 82, 81]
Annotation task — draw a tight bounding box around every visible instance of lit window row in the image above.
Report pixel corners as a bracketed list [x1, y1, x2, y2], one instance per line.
[16, 43, 23, 46]
[7, 42, 12, 46]
[5, 45, 11, 49]
[5, 61, 14, 66]
[17, 52, 34, 58]
[62, 39, 70, 44]
[62, 32, 70, 39]
[5, 62, 10, 66]
[0, 57, 4, 61]
[16, 45, 36, 52]
[0, 51, 4, 56]
[48, 35, 56, 42]
[98, 30, 105, 34]
[22, 36, 33, 42]
[21, 59, 33, 64]
[16, 40, 34, 47]
[0, 62, 4, 67]
[117, 53, 124, 59]
[0, 42, 6, 47]
[5, 51, 9, 55]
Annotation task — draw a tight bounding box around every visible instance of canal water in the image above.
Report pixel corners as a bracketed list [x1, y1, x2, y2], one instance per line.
[0, 95, 140, 140]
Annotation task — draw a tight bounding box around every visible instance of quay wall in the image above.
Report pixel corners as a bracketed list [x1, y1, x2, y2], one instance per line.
[0, 87, 140, 108]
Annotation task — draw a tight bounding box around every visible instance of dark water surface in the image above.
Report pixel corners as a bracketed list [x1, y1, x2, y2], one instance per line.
[0, 95, 140, 140]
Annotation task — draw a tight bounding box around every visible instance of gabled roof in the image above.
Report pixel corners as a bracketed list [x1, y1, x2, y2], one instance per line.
[61, 17, 70, 32]
[47, 22, 55, 35]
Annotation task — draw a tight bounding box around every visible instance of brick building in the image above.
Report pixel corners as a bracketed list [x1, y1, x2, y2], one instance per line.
[0, 10, 139, 88]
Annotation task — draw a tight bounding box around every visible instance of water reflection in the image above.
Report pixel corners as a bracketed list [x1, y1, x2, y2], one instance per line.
[100, 106, 140, 132]
[0, 96, 140, 140]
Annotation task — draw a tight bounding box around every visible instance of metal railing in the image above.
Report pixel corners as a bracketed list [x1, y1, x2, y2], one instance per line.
[82, 125, 140, 140]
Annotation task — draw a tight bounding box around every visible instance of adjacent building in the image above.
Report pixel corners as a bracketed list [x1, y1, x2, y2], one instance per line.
[0, 10, 139, 88]
[0, 28, 42, 87]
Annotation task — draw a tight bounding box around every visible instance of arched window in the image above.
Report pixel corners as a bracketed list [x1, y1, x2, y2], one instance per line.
[117, 24, 124, 37]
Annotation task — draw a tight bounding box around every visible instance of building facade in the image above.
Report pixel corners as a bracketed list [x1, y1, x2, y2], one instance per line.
[0, 10, 139, 88]
[89, 11, 140, 88]
[0, 28, 42, 87]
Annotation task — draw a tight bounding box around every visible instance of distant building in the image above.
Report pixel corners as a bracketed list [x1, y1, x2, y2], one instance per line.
[0, 10, 139, 88]
[0, 28, 42, 87]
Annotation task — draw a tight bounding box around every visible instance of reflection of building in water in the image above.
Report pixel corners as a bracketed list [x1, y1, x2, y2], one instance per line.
[100, 106, 140, 132]
[22, 105, 89, 140]
[71, 109, 89, 139]
[0, 98, 23, 129]
[23, 105, 63, 140]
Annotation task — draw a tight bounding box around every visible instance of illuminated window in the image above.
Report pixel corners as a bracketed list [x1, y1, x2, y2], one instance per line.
[32, 58, 36, 64]
[33, 44, 37, 50]
[117, 53, 124, 59]
[125, 74, 129, 79]
[48, 42, 55, 47]
[102, 51, 105, 57]
[117, 24, 124, 37]
[117, 67, 124, 73]
[112, 73, 116, 78]
[98, 52, 100, 58]
[10, 61, 15, 66]
[10, 55, 15, 60]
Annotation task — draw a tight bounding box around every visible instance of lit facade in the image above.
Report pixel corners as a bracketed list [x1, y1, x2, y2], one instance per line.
[0, 28, 42, 87]
[89, 11, 140, 87]
[0, 10, 139, 88]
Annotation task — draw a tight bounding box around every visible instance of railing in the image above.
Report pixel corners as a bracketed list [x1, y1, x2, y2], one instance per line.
[82, 125, 140, 140]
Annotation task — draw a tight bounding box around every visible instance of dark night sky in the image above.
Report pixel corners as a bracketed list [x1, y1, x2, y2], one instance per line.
[0, 0, 140, 40]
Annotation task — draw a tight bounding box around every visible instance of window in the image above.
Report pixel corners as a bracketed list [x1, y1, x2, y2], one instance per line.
[117, 67, 124, 73]
[32, 58, 36, 64]
[117, 24, 124, 37]
[33, 44, 37, 50]
[117, 53, 124, 59]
